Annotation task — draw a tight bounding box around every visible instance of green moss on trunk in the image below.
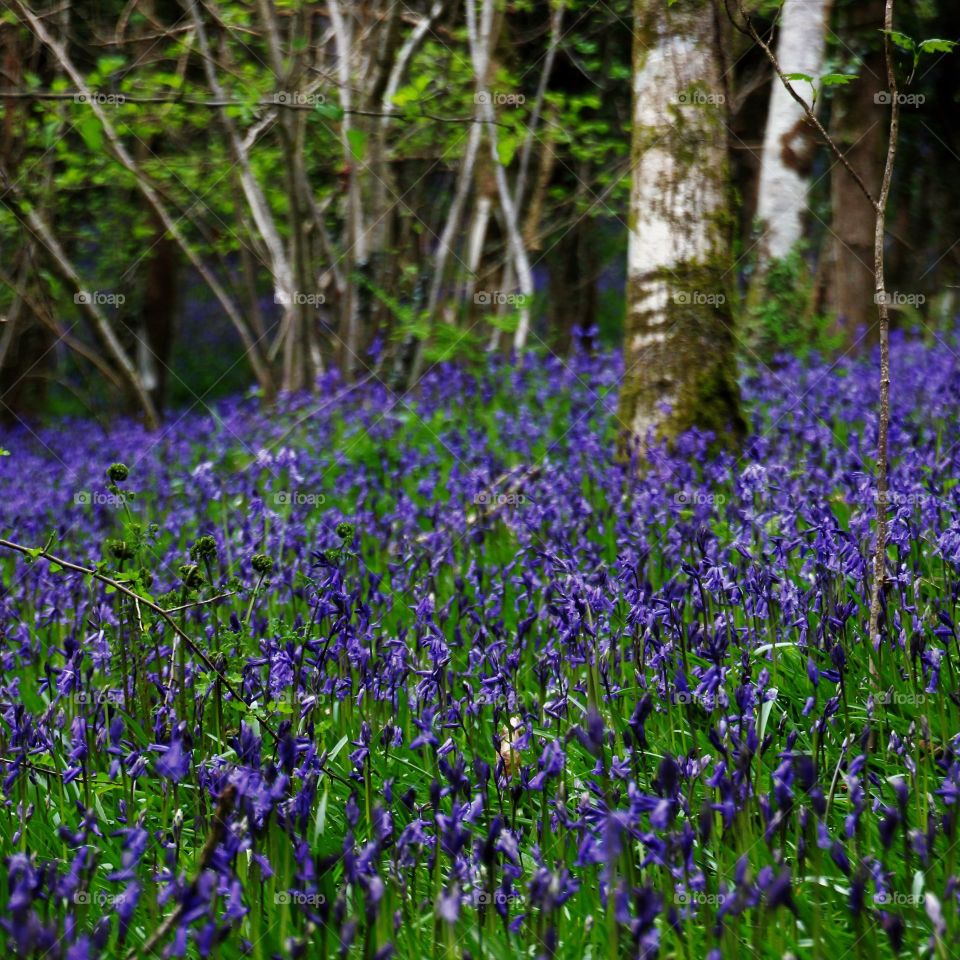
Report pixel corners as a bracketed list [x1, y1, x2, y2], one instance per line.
[619, 0, 745, 459]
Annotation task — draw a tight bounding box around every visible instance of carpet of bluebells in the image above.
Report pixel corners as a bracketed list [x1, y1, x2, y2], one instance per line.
[2, 333, 960, 960]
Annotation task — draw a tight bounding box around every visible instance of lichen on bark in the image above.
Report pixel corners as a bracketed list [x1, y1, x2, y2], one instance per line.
[618, 264, 745, 452]
[619, 0, 745, 457]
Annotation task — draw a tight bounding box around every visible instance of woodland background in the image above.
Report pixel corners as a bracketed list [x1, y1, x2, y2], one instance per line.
[0, 0, 957, 426]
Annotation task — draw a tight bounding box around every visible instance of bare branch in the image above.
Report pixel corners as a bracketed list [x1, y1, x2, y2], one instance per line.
[728, 0, 879, 212]
[0, 536, 280, 741]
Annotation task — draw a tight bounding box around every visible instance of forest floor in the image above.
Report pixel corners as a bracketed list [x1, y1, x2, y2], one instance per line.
[2, 334, 959, 959]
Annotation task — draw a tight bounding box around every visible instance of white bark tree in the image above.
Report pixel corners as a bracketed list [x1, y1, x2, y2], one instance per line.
[754, 0, 833, 264]
[618, 0, 743, 450]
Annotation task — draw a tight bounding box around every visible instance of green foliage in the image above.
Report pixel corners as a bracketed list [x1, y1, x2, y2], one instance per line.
[352, 270, 494, 367]
[882, 29, 958, 79]
[0, 0, 641, 415]
[783, 70, 858, 107]
[743, 250, 842, 363]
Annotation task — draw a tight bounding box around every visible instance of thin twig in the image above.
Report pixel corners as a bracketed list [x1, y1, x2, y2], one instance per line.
[725, 0, 900, 676]
[727, 0, 879, 212]
[0, 88, 508, 126]
[164, 591, 237, 614]
[0, 755, 113, 784]
[0, 537, 279, 740]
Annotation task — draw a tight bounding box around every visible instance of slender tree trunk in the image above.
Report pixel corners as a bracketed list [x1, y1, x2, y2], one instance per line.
[618, 0, 744, 452]
[329, 0, 364, 378]
[140, 210, 178, 411]
[128, 0, 177, 415]
[363, 0, 403, 350]
[466, 0, 534, 353]
[186, 0, 298, 382]
[867, 0, 899, 667]
[256, 0, 313, 392]
[753, 0, 833, 267]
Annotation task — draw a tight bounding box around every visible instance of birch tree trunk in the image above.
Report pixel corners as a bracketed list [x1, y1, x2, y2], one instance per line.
[618, 0, 744, 451]
[754, 0, 833, 265]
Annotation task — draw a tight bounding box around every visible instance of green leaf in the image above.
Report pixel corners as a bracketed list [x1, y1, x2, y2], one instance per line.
[391, 86, 418, 108]
[918, 38, 957, 55]
[486, 311, 520, 333]
[759, 689, 778, 741]
[78, 116, 103, 152]
[783, 72, 813, 84]
[112, 570, 142, 582]
[313, 784, 329, 841]
[42, 120, 60, 148]
[496, 132, 518, 167]
[315, 101, 345, 121]
[819, 73, 857, 86]
[346, 128, 367, 162]
[96, 56, 126, 77]
[883, 30, 916, 52]
[391, 73, 431, 110]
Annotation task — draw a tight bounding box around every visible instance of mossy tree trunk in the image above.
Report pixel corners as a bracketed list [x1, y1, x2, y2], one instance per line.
[618, 0, 744, 452]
